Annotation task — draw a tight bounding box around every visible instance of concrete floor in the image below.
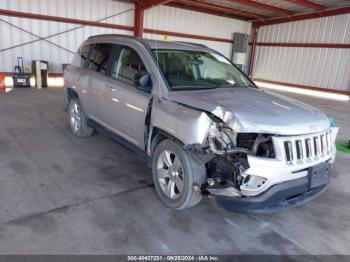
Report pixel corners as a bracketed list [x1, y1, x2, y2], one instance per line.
[0, 88, 349, 255]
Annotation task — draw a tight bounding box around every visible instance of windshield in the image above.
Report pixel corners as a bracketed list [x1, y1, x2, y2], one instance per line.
[152, 49, 255, 91]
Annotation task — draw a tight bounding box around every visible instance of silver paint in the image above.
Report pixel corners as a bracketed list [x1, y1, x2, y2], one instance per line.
[64, 35, 338, 198]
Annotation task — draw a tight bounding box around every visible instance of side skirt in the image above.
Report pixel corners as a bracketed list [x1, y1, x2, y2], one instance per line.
[87, 119, 152, 168]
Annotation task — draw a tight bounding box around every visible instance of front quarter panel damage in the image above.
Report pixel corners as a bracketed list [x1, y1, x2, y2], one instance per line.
[150, 99, 212, 146]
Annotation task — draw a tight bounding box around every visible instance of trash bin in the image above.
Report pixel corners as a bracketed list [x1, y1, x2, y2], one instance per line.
[13, 75, 31, 88]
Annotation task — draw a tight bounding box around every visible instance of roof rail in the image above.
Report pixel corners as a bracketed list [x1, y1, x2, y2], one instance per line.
[87, 34, 139, 40]
[174, 41, 208, 48]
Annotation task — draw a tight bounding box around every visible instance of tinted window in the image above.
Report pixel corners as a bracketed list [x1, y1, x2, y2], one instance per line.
[80, 44, 93, 68]
[88, 43, 114, 74]
[111, 46, 147, 84]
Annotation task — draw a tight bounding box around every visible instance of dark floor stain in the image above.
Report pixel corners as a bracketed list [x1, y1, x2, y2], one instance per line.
[257, 231, 306, 255]
[0, 139, 10, 156]
[51, 163, 64, 173]
[7, 160, 31, 175]
[138, 179, 154, 187]
[11, 214, 58, 234]
[100, 166, 125, 180]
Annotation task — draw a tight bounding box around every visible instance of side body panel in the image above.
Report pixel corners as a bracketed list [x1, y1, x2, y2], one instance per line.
[102, 78, 151, 147]
[99, 39, 164, 150]
[86, 70, 106, 120]
[76, 68, 91, 114]
[148, 99, 213, 155]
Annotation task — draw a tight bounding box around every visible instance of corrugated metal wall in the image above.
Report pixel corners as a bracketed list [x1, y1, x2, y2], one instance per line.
[144, 5, 251, 58]
[0, 0, 134, 73]
[253, 14, 350, 92]
[0, 0, 251, 73]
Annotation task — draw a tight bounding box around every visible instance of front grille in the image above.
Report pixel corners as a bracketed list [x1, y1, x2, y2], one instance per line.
[281, 130, 333, 165]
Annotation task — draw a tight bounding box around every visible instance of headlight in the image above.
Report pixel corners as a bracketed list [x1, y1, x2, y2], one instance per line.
[210, 123, 236, 145]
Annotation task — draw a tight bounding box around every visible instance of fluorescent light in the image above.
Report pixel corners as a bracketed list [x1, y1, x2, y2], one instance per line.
[4, 77, 13, 87]
[255, 81, 350, 102]
[30, 77, 36, 87]
[4, 76, 64, 88]
[48, 77, 64, 87]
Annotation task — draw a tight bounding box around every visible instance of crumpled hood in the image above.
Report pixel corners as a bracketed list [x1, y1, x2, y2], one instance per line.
[168, 88, 330, 135]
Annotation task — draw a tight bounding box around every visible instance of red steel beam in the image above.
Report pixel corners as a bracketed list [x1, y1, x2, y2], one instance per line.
[284, 0, 325, 11]
[248, 25, 258, 76]
[255, 42, 350, 49]
[0, 9, 134, 32]
[134, 3, 144, 37]
[170, 0, 267, 21]
[144, 28, 234, 43]
[225, 0, 295, 16]
[0, 8, 235, 44]
[166, 2, 248, 21]
[138, 0, 174, 9]
[0, 72, 63, 77]
[255, 6, 350, 27]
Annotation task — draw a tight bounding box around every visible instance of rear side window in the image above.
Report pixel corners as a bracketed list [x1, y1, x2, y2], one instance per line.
[88, 43, 114, 74]
[80, 44, 93, 68]
[110, 46, 147, 84]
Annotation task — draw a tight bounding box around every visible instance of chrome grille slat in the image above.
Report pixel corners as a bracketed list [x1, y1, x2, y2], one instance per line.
[301, 139, 307, 160]
[284, 141, 293, 164]
[305, 138, 311, 160]
[296, 140, 303, 162]
[280, 130, 333, 165]
[326, 132, 330, 154]
[321, 134, 326, 156]
[291, 140, 298, 165]
[314, 136, 320, 159]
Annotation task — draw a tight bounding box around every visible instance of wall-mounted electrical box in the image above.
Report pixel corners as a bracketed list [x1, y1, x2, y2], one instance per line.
[231, 33, 250, 74]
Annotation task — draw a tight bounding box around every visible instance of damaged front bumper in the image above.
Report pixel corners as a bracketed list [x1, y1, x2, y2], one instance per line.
[204, 127, 338, 213]
[212, 168, 330, 214]
[207, 153, 335, 213]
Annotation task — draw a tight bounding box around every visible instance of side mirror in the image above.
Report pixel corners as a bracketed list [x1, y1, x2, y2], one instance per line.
[135, 73, 152, 92]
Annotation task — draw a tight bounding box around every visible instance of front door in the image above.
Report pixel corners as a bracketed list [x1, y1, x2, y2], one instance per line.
[102, 45, 152, 148]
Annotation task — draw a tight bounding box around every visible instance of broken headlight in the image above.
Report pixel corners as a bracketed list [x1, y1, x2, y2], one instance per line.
[208, 123, 248, 155]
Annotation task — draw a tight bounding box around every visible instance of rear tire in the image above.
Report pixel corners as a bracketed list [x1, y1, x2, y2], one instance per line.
[68, 97, 93, 137]
[152, 139, 206, 210]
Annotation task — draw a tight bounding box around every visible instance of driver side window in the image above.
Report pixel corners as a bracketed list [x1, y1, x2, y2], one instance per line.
[111, 46, 147, 85]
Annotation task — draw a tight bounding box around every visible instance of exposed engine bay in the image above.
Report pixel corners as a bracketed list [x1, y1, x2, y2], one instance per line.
[185, 118, 276, 198]
[148, 83, 336, 207]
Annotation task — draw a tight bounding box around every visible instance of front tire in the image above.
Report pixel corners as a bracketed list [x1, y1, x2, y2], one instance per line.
[152, 139, 206, 210]
[68, 97, 93, 137]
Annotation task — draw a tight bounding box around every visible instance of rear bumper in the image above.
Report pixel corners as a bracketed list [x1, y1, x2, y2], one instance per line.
[213, 175, 329, 214]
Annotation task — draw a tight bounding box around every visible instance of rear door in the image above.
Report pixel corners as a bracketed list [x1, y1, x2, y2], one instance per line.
[85, 43, 114, 120]
[102, 45, 152, 148]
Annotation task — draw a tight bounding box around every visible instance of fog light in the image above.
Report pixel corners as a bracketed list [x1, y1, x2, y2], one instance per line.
[242, 175, 267, 190]
[243, 175, 251, 184]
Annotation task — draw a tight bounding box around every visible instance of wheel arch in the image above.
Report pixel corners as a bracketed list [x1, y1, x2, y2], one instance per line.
[150, 127, 185, 156]
[64, 87, 79, 106]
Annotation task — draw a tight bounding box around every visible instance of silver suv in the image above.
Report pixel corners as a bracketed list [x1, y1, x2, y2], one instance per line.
[64, 35, 338, 213]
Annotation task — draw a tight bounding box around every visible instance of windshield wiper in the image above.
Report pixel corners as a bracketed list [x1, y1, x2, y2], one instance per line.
[171, 85, 218, 91]
[216, 83, 254, 88]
